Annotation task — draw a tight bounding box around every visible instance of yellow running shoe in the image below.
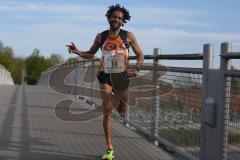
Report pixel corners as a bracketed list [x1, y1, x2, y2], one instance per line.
[101, 149, 114, 160]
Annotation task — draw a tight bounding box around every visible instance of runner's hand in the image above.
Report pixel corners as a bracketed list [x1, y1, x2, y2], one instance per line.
[66, 42, 78, 54]
[127, 69, 138, 78]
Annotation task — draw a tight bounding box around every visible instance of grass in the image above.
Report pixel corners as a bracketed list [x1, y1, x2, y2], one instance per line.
[158, 127, 240, 147]
[159, 127, 200, 147]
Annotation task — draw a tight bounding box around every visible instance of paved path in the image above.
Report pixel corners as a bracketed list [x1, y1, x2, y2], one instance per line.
[0, 85, 174, 160]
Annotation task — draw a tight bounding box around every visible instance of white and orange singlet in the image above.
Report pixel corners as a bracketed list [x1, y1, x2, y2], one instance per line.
[99, 35, 129, 73]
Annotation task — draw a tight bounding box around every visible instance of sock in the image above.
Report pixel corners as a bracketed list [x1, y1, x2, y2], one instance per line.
[107, 144, 113, 150]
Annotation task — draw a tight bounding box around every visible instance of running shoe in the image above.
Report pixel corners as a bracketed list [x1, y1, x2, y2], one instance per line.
[101, 149, 114, 160]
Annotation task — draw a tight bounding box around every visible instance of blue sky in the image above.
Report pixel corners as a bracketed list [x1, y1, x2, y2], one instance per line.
[1, 0, 240, 68]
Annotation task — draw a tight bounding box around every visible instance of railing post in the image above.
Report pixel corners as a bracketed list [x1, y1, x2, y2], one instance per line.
[82, 59, 85, 100]
[59, 64, 63, 92]
[151, 48, 160, 146]
[200, 43, 215, 160]
[200, 43, 232, 160]
[123, 91, 130, 127]
[74, 59, 78, 96]
[91, 60, 94, 105]
[202, 44, 214, 101]
[220, 42, 232, 160]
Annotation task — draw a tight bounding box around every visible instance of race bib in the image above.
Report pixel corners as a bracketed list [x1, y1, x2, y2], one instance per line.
[103, 51, 125, 73]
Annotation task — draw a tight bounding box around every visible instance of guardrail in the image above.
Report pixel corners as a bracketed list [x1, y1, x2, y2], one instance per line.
[39, 42, 240, 160]
[200, 43, 240, 160]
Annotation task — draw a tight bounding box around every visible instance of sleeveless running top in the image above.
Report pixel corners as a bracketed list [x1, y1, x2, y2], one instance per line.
[99, 34, 129, 73]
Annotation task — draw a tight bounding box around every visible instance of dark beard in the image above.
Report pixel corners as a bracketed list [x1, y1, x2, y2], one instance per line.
[109, 21, 121, 30]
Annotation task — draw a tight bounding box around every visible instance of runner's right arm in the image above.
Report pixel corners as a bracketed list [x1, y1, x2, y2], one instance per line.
[66, 33, 101, 59]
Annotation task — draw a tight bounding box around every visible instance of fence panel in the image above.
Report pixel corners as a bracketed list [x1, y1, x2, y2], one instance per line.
[39, 42, 240, 160]
[225, 76, 240, 159]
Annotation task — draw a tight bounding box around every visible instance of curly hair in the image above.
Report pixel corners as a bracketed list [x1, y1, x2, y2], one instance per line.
[105, 4, 131, 24]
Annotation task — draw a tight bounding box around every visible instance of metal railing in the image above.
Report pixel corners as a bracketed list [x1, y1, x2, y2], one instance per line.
[199, 43, 240, 160]
[39, 42, 240, 160]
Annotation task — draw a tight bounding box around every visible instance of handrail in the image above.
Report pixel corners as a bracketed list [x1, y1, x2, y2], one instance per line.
[220, 52, 240, 59]
[130, 53, 203, 60]
[224, 69, 240, 77]
[60, 53, 204, 67]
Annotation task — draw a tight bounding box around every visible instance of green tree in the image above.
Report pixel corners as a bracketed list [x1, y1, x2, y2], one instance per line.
[48, 53, 64, 65]
[25, 49, 52, 84]
[0, 41, 4, 52]
[10, 57, 25, 84]
[0, 41, 65, 85]
[0, 47, 13, 69]
[67, 56, 77, 61]
[0, 42, 24, 84]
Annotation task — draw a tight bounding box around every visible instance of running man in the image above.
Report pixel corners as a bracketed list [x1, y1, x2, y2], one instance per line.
[66, 4, 144, 160]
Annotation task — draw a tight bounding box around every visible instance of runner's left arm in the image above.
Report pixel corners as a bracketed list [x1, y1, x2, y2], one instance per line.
[128, 32, 144, 72]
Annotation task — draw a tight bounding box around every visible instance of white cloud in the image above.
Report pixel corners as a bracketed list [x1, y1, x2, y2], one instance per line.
[133, 28, 240, 43]
[139, 28, 238, 42]
[0, 2, 205, 27]
[1, 1, 240, 67]
[0, 2, 106, 23]
[132, 7, 206, 26]
[0, 2, 104, 13]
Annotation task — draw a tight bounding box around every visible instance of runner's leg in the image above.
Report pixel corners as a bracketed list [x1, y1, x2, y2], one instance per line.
[116, 89, 128, 117]
[100, 83, 113, 149]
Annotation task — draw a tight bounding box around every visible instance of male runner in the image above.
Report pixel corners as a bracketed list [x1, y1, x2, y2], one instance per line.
[66, 4, 144, 159]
